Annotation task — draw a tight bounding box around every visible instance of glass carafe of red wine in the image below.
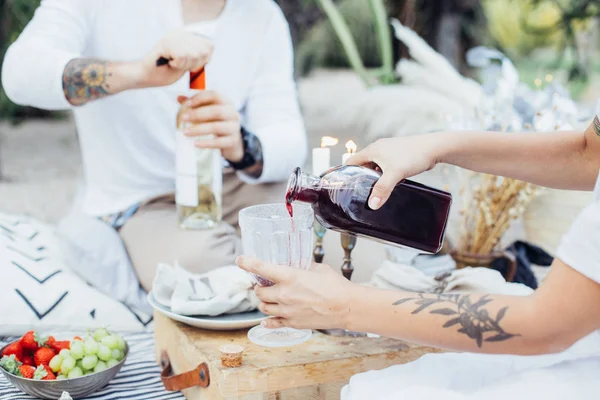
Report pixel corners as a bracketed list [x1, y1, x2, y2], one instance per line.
[286, 165, 452, 254]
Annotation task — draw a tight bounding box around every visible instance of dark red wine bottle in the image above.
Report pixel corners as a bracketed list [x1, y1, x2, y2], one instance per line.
[286, 165, 452, 254]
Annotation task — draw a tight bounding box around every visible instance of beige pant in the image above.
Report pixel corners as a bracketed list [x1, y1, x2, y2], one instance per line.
[120, 170, 286, 291]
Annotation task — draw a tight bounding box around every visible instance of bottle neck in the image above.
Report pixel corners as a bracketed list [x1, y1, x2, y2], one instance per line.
[286, 168, 320, 205]
[190, 69, 206, 90]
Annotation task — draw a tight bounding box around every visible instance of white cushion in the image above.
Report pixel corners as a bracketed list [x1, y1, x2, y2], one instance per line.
[0, 213, 152, 335]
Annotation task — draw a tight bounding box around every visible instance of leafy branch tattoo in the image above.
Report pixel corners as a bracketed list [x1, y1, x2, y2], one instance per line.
[393, 293, 520, 348]
[594, 116, 600, 137]
[62, 58, 113, 106]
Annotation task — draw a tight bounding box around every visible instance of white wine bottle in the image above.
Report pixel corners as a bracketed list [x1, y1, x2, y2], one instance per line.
[175, 69, 223, 230]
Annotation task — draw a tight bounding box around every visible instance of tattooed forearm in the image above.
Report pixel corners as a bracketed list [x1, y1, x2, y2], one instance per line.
[62, 58, 113, 106]
[594, 116, 600, 137]
[393, 293, 520, 348]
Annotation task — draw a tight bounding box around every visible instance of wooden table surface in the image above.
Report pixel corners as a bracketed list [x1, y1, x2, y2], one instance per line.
[154, 311, 441, 399]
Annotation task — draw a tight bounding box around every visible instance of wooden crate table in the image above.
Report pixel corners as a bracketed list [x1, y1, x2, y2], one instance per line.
[154, 311, 441, 399]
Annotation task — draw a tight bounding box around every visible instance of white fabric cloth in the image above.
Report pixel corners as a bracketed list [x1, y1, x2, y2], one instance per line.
[368, 260, 532, 296]
[0, 213, 152, 335]
[152, 262, 259, 316]
[1, 0, 306, 217]
[556, 169, 600, 282]
[342, 170, 600, 399]
[58, 188, 149, 313]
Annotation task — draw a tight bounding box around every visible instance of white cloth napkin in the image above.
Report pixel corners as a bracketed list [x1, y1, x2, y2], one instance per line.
[368, 260, 532, 296]
[152, 262, 259, 316]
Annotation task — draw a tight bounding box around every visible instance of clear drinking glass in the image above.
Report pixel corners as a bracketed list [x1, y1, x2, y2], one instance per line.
[239, 203, 314, 347]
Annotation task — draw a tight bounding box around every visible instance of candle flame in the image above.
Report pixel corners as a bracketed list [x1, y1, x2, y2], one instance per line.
[346, 140, 357, 154]
[321, 136, 339, 148]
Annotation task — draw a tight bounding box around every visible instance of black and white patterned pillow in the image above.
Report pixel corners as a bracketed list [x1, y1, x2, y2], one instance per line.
[0, 213, 152, 335]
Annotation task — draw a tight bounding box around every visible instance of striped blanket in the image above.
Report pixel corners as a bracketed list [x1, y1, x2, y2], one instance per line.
[0, 333, 184, 400]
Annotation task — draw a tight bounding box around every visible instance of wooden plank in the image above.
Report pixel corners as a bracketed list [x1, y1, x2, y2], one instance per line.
[154, 311, 440, 399]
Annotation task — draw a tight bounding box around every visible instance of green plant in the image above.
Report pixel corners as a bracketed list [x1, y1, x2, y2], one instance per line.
[0, 0, 63, 123]
[524, 0, 600, 83]
[313, 0, 398, 86]
[295, 0, 382, 77]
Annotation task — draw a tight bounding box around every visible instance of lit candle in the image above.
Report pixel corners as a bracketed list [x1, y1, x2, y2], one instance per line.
[342, 140, 357, 165]
[312, 136, 339, 175]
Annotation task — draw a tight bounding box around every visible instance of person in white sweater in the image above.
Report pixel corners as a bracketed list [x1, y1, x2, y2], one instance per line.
[2, 0, 307, 295]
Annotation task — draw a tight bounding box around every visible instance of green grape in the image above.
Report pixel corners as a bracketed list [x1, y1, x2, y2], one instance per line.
[59, 349, 71, 359]
[81, 355, 98, 371]
[76, 360, 84, 370]
[116, 335, 126, 351]
[93, 328, 110, 342]
[49, 355, 63, 373]
[84, 370, 94, 375]
[106, 359, 119, 368]
[68, 367, 83, 379]
[84, 339, 98, 355]
[100, 335, 118, 350]
[94, 361, 108, 373]
[70, 341, 85, 360]
[56, 374, 68, 381]
[111, 349, 121, 360]
[60, 357, 76, 375]
[97, 344, 111, 361]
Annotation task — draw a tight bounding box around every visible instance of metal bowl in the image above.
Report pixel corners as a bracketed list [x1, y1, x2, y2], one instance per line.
[0, 341, 129, 400]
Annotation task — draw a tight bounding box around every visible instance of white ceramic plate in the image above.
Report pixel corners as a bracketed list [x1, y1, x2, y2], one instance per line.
[147, 293, 268, 330]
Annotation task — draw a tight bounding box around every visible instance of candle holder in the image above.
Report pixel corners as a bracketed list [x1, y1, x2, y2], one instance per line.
[340, 232, 356, 280]
[313, 221, 327, 263]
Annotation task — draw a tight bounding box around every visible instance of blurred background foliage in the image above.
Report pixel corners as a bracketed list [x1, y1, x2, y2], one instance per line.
[0, 0, 599, 122]
[0, 0, 63, 123]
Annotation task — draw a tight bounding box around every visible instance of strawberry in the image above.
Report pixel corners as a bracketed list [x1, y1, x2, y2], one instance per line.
[20, 331, 45, 352]
[17, 365, 35, 379]
[49, 340, 70, 353]
[21, 355, 34, 366]
[42, 364, 56, 380]
[1, 341, 23, 361]
[33, 347, 56, 367]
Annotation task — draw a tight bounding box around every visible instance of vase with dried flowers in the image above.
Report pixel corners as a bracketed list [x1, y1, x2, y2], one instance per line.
[450, 169, 545, 281]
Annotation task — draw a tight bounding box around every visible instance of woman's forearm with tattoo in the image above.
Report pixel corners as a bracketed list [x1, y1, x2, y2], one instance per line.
[344, 259, 600, 355]
[346, 287, 543, 354]
[392, 293, 519, 349]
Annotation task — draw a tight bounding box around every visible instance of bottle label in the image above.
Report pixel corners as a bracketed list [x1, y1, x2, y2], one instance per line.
[176, 129, 198, 176]
[175, 129, 223, 207]
[176, 175, 200, 207]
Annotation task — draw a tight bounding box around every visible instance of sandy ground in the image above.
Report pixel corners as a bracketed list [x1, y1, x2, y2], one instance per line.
[0, 119, 81, 223]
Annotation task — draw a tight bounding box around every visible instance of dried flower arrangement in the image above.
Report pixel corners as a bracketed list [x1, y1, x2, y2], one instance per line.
[455, 172, 541, 255]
